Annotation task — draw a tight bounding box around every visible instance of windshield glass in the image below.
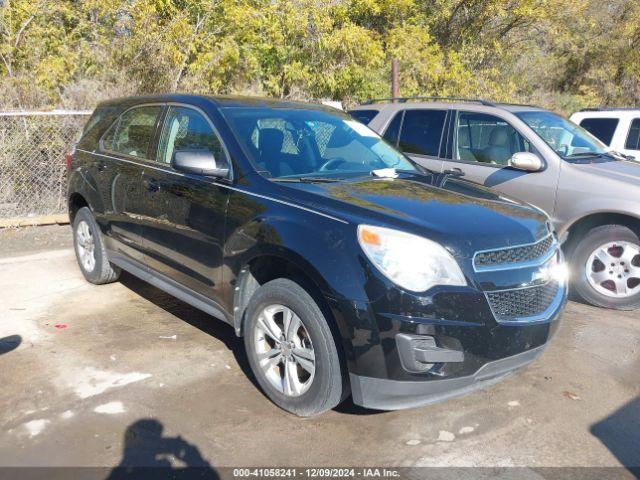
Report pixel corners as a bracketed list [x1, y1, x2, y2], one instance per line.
[221, 107, 416, 178]
[516, 111, 608, 159]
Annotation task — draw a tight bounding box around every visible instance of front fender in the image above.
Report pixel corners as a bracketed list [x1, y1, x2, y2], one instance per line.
[224, 214, 367, 303]
[557, 203, 640, 238]
[223, 191, 382, 367]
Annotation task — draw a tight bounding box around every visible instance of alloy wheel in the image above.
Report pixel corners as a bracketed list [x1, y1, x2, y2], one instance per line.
[75, 220, 96, 273]
[253, 304, 315, 397]
[586, 241, 640, 298]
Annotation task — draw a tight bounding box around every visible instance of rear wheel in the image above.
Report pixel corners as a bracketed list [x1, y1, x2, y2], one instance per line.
[244, 278, 345, 416]
[73, 207, 120, 285]
[571, 224, 640, 310]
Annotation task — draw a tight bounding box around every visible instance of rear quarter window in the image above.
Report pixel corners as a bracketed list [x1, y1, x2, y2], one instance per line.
[578, 117, 619, 146]
[383, 112, 403, 146]
[348, 110, 379, 124]
[78, 106, 120, 147]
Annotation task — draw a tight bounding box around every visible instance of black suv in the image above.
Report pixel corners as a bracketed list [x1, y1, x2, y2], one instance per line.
[67, 94, 567, 416]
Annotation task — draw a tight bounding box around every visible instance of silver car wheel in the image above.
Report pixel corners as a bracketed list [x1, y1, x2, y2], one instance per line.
[586, 241, 640, 298]
[75, 220, 96, 273]
[253, 304, 315, 397]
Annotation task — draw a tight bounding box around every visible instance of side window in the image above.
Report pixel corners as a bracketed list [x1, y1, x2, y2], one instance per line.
[105, 106, 162, 159]
[398, 109, 447, 156]
[348, 109, 379, 124]
[625, 119, 640, 151]
[454, 112, 530, 166]
[158, 106, 227, 167]
[383, 112, 403, 146]
[579, 118, 619, 146]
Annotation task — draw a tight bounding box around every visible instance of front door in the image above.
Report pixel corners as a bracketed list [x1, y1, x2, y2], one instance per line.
[441, 110, 559, 215]
[138, 105, 231, 301]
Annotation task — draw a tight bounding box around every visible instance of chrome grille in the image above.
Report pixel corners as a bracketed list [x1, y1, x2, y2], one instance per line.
[486, 281, 560, 322]
[474, 235, 554, 269]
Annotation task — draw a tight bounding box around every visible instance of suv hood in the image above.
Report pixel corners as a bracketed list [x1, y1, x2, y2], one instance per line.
[277, 174, 549, 258]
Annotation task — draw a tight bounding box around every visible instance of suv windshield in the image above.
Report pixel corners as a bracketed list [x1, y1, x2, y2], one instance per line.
[222, 107, 415, 179]
[516, 111, 609, 159]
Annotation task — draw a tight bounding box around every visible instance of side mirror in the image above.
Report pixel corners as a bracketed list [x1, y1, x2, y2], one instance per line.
[510, 152, 543, 172]
[172, 150, 229, 177]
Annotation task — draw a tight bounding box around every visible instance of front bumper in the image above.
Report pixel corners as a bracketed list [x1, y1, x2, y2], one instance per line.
[350, 345, 545, 410]
[330, 275, 566, 410]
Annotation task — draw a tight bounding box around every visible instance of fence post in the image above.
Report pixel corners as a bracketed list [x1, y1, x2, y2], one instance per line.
[391, 58, 399, 102]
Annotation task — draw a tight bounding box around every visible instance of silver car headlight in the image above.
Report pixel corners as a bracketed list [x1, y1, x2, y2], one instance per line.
[357, 225, 467, 292]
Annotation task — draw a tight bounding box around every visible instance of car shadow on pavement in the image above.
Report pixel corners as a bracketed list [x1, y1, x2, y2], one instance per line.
[107, 418, 218, 480]
[333, 399, 384, 416]
[590, 396, 640, 477]
[118, 272, 262, 389]
[120, 272, 261, 391]
[118, 272, 384, 417]
[0, 335, 21, 355]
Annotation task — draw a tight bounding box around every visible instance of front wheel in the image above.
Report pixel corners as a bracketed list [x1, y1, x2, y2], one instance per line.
[571, 224, 640, 310]
[243, 278, 345, 416]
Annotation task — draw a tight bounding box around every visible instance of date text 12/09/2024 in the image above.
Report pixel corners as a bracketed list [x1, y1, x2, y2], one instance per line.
[233, 468, 400, 478]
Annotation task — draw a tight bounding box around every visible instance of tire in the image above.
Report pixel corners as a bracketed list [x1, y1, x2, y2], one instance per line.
[243, 278, 345, 416]
[570, 224, 640, 310]
[72, 207, 121, 285]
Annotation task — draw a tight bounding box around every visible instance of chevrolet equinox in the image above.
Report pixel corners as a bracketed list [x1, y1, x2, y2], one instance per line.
[67, 94, 568, 416]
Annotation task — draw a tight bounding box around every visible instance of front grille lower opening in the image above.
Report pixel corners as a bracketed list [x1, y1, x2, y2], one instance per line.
[486, 281, 560, 322]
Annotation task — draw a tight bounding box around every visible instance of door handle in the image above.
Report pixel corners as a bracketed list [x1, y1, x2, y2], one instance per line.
[144, 178, 161, 193]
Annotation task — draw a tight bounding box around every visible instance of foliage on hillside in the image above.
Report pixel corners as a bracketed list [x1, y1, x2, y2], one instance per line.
[1, 0, 639, 113]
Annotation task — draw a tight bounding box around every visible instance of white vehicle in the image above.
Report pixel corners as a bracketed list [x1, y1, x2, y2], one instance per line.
[570, 109, 640, 160]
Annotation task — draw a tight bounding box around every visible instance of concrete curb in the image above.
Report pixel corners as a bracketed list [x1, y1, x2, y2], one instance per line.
[0, 214, 70, 229]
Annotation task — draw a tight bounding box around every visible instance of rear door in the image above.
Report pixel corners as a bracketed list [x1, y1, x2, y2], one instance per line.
[441, 110, 558, 213]
[97, 104, 163, 263]
[380, 108, 448, 172]
[138, 105, 231, 301]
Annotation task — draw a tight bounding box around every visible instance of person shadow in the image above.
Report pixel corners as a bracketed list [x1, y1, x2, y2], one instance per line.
[107, 419, 219, 480]
[590, 397, 640, 478]
[0, 335, 21, 355]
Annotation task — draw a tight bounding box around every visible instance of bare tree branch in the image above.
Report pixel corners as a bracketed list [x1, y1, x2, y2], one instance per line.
[13, 13, 34, 49]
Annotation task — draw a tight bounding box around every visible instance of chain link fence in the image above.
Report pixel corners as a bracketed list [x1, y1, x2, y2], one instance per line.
[0, 111, 90, 222]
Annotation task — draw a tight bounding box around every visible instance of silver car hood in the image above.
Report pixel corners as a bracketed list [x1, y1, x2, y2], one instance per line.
[573, 159, 640, 186]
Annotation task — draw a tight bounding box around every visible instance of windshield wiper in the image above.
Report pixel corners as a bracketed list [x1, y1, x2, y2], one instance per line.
[565, 152, 613, 159]
[271, 177, 341, 183]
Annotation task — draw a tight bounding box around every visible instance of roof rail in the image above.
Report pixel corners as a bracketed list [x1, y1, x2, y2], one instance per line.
[580, 107, 640, 112]
[495, 101, 538, 108]
[362, 96, 496, 107]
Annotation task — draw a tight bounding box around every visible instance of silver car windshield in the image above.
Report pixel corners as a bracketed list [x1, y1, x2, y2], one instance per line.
[221, 107, 416, 179]
[516, 111, 608, 159]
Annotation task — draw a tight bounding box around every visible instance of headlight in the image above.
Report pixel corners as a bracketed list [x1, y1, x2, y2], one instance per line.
[357, 225, 467, 292]
[539, 252, 570, 284]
